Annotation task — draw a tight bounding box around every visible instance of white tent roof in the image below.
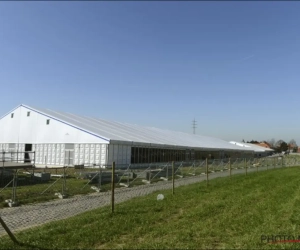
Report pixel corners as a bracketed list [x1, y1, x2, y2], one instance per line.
[229, 141, 274, 152]
[9, 104, 254, 152]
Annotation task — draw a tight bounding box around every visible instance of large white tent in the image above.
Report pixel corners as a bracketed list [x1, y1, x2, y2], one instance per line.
[0, 104, 254, 167]
[229, 141, 274, 157]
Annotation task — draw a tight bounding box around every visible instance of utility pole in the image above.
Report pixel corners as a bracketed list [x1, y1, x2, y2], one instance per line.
[192, 118, 197, 134]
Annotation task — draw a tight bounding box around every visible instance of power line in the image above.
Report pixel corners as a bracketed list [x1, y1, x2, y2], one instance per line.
[192, 118, 197, 134]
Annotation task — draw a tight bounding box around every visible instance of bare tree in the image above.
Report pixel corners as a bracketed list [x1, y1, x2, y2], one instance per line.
[273, 140, 289, 153]
[266, 138, 276, 148]
[289, 139, 297, 147]
[275, 140, 285, 148]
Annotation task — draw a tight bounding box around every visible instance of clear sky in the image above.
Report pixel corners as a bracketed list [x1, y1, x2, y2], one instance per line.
[0, 2, 299, 144]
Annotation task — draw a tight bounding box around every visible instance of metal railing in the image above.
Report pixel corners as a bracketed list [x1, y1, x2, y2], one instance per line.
[1, 154, 300, 244]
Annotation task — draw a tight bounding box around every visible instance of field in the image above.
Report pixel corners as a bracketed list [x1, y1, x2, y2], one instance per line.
[1, 166, 300, 249]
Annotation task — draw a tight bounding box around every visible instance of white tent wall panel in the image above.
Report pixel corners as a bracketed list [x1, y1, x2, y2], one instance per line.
[17, 144, 23, 162]
[35, 144, 40, 164]
[47, 144, 52, 164]
[0, 106, 108, 144]
[32, 143, 65, 166]
[107, 144, 130, 165]
[31, 144, 36, 163]
[39, 145, 43, 164]
[60, 144, 65, 165]
[95, 144, 100, 165]
[41, 144, 45, 164]
[51, 144, 56, 164]
[84, 144, 90, 164]
[1, 141, 108, 167]
[37, 144, 43, 164]
[113, 145, 119, 164]
[116, 145, 121, 164]
[121, 145, 126, 164]
[117, 145, 122, 164]
[72, 143, 106, 166]
[89, 144, 95, 165]
[19, 144, 24, 163]
[100, 144, 107, 166]
[107, 144, 113, 165]
[74, 144, 79, 165]
[56, 144, 61, 165]
[79, 144, 84, 165]
[8, 144, 16, 161]
[121, 145, 130, 165]
[0, 144, 7, 152]
[44, 144, 48, 164]
[126, 146, 131, 165]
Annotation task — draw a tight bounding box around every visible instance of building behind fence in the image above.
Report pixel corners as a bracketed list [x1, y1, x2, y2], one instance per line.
[0, 150, 297, 209]
[0, 104, 269, 170]
[0, 151, 299, 244]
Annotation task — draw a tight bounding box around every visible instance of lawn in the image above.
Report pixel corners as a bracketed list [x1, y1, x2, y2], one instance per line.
[1, 156, 298, 208]
[1, 166, 300, 249]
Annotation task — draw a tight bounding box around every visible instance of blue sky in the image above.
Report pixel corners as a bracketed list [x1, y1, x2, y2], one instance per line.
[0, 2, 299, 144]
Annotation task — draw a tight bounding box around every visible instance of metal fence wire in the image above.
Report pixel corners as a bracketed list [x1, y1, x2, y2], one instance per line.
[0, 154, 300, 239]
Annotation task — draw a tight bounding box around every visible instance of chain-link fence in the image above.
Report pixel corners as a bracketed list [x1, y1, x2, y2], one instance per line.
[1, 154, 300, 241]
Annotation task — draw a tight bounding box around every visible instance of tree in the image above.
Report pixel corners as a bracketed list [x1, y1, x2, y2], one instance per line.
[288, 139, 298, 153]
[275, 140, 284, 148]
[247, 140, 259, 144]
[288, 139, 297, 147]
[275, 140, 288, 152]
[266, 138, 276, 148]
[280, 141, 288, 152]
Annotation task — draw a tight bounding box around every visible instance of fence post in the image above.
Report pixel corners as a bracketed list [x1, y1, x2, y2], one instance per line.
[148, 165, 151, 184]
[229, 158, 231, 178]
[281, 156, 284, 168]
[98, 166, 102, 190]
[245, 158, 247, 176]
[0, 216, 19, 245]
[172, 161, 175, 195]
[111, 161, 115, 213]
[62, 167, 67, 197]
[206, 158, 208, 187]
[11, 170, 18, 206]
[1, 153, 3, 184]
[167, 163, 169, 180]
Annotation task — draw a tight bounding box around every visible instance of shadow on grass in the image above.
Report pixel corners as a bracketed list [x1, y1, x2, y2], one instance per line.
[108, 210, 150, 217]
[9, 242, 53, 250]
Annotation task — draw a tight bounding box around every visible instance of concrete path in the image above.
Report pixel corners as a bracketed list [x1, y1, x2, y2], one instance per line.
[0, 165, 275, 237]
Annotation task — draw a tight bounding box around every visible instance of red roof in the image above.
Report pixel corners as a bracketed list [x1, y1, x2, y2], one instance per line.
[254, 142, 271, 148]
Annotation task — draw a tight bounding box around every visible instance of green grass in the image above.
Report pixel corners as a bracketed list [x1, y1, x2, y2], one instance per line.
[0, 176, 98, 208]
[0, 166, 206, 208]
[0, 167, 127, 208]
[0, 156, 297, 208]
[1, 167, 300, 249]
